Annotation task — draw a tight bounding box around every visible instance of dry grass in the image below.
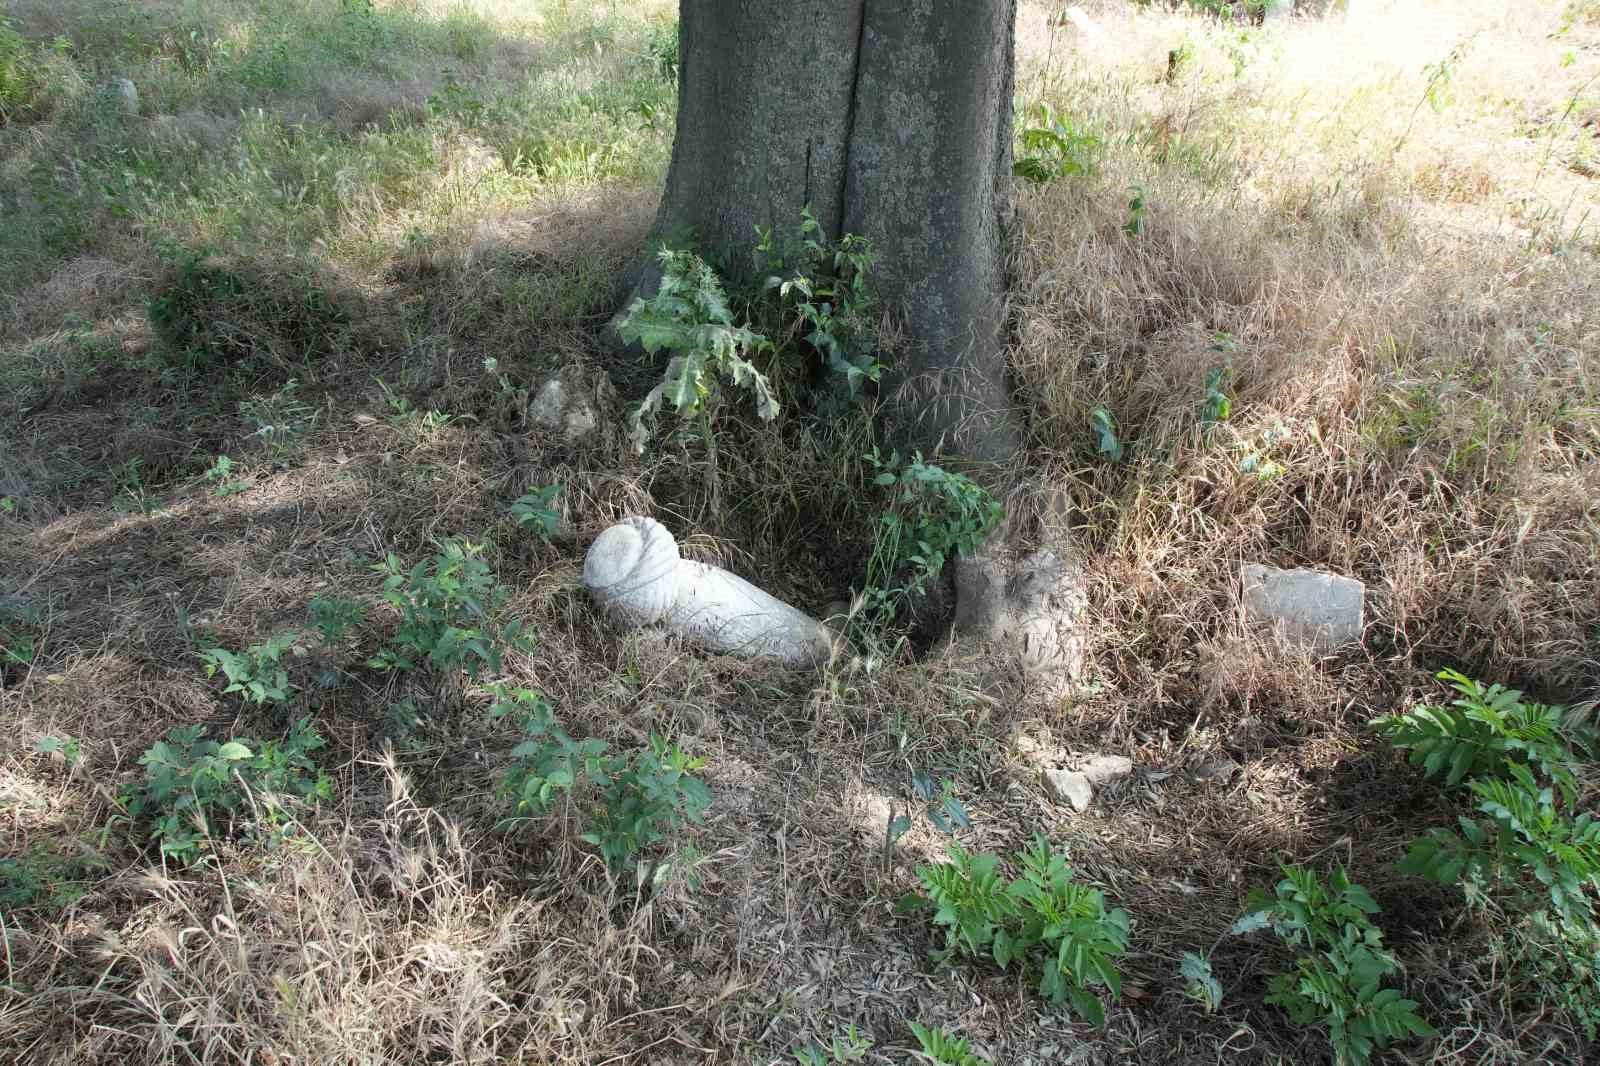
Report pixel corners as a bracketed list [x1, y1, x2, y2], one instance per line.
[2, 0, 1599, 1063]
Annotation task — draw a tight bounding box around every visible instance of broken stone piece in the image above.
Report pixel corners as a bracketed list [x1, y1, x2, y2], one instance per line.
[1078, 754, 1134, 785]
[583, 516, 836, 668]
[1042, 769, 1093, 812]
[112, 78, 139, 116]
[528, 375, 600, 442]
[1240, 563, 1364, 651]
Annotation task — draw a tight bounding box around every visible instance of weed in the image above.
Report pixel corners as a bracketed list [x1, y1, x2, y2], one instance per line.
[1123, 185, 1147, 237]
[791, 1025, 871, 1065]
[200, 634, 295, 706]
[755, 207, 883, 407]
[494, 683, 608, 820]
[582, 735, 712, 874]
[201, 454, 249, 497]
[510, 484, 561, 544]
[1180, 951, 1224, 1012]
[1013, 102, 1103, 184]
[860, 449, 1003, 627]
[619, 247, 778, 453]
[0, 599, 41, 668]
[239, 379, 317, 464]
[0, 17, 52, 125]
[120, 719, 332, 865]
[307, 596, 367, 645]
[368, 539, 532, 680]
[882, 771, 970, 875]
[1374, 668, 1591, 800]
[34, 734, 83, 769]
[907, 1023, 991, 1066]
[1200, 333, 1237, 426]
[1235, 864, 1431, 1065]
[905, 836, 1130, 1024]
[643, 19, 679, 81]
[0, 842, 104, 910]
[1089, 405, 1124, 462]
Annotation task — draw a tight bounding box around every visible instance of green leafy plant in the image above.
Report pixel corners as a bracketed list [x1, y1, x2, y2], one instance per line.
[368, 539, 531, 679]
[0, 17, 50, 126]
[617, 247, 778, 454]
[1180, 951, 1224, 1012]
[582, 735, 712, 873]
[1089, 405, 1124, 462]
[1374, 668, 1590, 800]
[756, 207, 884, 405]
[0, 598, 41, 668]
[200, 634, 295, 705]
[791, 1024, 872, 1066]
[120, 719, 332, 865]
[201, 454, 247, 496]
[1236, 864, 1431, 1066]
[307, 596, 367, 645]
[1123, 185, 1147, 237]
[1402, 762, 1600, 934]
[861, 449, 1003, 627]
[510, 484, 561, 544]
[1013, 102, 1103, 184]
[907, 1022, 991, 1066]
[882, 771, 971, 874]
[494, 683, 609, 820]
[905, 836, 1130, 1024]
[35, 734, 82, 769]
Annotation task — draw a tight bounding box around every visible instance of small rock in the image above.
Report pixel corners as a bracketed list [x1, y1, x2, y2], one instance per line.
[1193, 758, 1241, 785]
[528, 374, 601, 442]
[1078, 754, 1134, 785]
[1042, 769, 1093, 812]
[1240, 563, 1364, 651]
[112, 78, 139, 116]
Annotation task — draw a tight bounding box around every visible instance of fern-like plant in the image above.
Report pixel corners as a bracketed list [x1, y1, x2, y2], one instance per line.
[1374, 668, 1588, 799]
[1236, 864, 1431, 1066]
[907, 1022, 991, 1066]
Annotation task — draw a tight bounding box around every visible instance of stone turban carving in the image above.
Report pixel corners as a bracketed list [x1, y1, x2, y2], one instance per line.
[583, 517, 837, 668]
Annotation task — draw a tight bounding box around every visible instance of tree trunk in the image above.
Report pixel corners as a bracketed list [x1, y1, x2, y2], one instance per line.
[633, 0, 1020, 462]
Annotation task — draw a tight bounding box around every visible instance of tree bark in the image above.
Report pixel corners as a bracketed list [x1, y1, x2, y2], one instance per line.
[632, 0, 1020, 462]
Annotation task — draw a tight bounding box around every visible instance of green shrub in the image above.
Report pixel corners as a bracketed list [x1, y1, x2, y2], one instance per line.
[905, 836, 1130, 1025]
[1013, 102, 1103, 184]
[1236, 864, 1431, 1066]
[861, 449, 1003, 627]
[0, 18, 51, 126]
[754, 207, 883, 407]
[618, 247, 778, 454]
[510, 484, 561, 544]
[1374, 668, 1589, 799]
[368, 539, 531, 679]
[307, 596, 367, 645]
[494, 684, 609, 819]
[200, 634, 295, 705]
[121, 720, 332, 864]
[582, 736, 712, 872]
